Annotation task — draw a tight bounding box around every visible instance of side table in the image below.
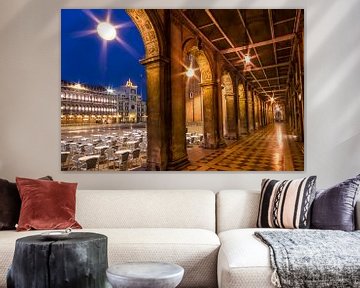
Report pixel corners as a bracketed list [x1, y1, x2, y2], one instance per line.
[7, 232, 108, 288]
[106, 262, 184, 288]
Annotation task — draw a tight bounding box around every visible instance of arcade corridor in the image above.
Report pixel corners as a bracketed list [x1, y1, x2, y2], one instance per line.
[127, 9, 305, 171]
[184, 123, 304, 171]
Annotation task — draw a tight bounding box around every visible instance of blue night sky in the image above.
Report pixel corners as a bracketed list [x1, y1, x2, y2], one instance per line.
[61, 9, 146, 97]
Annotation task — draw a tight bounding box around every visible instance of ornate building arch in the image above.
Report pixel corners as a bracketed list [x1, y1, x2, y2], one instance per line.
[126, 9, 161, 58]
[125, 9, 168, 170]
[182, 39, 220, 148]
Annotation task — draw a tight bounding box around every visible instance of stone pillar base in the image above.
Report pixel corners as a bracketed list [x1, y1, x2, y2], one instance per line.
[166, 156, 190, 171]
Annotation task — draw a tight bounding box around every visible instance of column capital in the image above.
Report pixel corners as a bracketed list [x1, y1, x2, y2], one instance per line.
[200, 81, 217, 87]
[140, 55, 170, 65]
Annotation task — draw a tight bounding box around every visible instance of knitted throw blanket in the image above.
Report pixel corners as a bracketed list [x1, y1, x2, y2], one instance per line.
[255, 230, 360, 288]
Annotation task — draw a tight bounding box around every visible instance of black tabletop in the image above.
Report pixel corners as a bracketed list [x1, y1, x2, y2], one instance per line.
[16, 232, 107, 245]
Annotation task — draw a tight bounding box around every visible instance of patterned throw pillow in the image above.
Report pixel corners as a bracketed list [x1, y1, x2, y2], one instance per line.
[257, 176, 317, 229]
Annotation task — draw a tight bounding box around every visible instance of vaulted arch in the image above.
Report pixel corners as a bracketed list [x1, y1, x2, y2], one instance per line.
[126, 9, 160, 58]
[183, 43, 220, 148]
[126, 9, 168, 170]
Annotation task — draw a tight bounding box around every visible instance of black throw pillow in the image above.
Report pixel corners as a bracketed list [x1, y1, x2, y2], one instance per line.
[311, 174, 360, 231]
[0, 179, 20, 230]
[0, 176, 53, 230]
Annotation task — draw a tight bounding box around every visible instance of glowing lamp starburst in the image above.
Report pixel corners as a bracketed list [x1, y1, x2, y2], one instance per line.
[97, 22, 116, 41]
[244, 54, 251, 65]
[186, 68, 195, 78]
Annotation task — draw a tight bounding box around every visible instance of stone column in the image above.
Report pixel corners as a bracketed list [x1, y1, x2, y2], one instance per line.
[262, 101, 266, 126]
[225, 93, 238, 139]
[238, 83, 248, 134]
[252, 91, 257, 131]
[141, 56, 169, 170]
[247, 85, 254, 133]
[258, 97, 262, 127]
[167, 14, 189, 170]
[233, 78, 240, 139]
[254, 94, 259, 130]
[201, 82, 220, 149]
[258, 98, 263, 127]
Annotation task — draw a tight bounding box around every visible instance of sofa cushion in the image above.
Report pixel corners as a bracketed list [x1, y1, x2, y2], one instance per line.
[311, 175, 360, 231]
[16, 177, 81, 231]
[76, 190, 216, 231]
[216, 190, 260, 233]
[0, 176, 53, 230]
[0, 179, 20, 230]
[257, 177, 317, 229]
[0, 228, 220, 288]
[217, 228, 278, 288]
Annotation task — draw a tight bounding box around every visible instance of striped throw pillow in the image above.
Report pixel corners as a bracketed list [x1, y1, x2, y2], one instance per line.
[257, 176, 317, 229]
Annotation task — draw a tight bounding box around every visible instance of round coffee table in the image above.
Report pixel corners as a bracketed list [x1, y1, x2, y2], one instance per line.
[106, 262, 184, 288]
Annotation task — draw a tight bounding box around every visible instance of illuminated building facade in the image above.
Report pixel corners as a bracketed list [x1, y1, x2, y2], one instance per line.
[61, 79, 146, 125]
[117, 79, 147, 123]
[61, 81, 117, 125]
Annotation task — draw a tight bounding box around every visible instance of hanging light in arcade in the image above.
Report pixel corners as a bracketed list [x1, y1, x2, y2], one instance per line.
[186, 54, 195, 78]
[186, 67, 195, 78]
[270, 92, 275, 103]
[243, 11, 252, 69]
[244, 54, 251, 65]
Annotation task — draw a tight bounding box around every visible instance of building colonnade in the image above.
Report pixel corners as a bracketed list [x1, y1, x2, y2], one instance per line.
[126, 9, 304, 170]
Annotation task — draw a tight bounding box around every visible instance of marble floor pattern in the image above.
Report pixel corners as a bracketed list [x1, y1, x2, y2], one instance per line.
[183, 123, 304, 171]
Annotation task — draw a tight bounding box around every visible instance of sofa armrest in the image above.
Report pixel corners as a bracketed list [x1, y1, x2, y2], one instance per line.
[356, 200, 360, 230]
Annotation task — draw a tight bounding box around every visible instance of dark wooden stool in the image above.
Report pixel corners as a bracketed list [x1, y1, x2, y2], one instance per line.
[7, 232, 108, 288]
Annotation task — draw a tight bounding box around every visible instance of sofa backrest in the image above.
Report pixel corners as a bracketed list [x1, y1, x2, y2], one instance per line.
[76, 190, 216, 231]
[216, 190, 260, 233]
[217, 190, 360, 232]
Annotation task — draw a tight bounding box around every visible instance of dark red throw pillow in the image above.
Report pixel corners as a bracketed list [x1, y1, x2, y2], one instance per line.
[0, 176, 53, 230]
[16, 177, 82, 231]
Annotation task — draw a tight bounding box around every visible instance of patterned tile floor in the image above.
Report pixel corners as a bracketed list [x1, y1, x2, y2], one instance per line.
[183, 123, 304, 171]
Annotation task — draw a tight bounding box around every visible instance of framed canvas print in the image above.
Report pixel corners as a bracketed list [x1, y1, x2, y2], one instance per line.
[61, 9, 304, 171]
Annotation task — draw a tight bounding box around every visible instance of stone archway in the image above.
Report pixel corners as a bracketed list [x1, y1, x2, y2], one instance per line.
[187, 46, 219, 148]
[126, 9, 160, 58]
[221, 72, 237, 139]
[126, 9, 168, 170]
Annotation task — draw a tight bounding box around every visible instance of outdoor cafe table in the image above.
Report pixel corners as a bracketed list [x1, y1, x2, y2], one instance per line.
[94, 145, 109, 151]
[115, 149, 131, 156]
[126, 141, 138, 149]
[78, 154, 100, 162]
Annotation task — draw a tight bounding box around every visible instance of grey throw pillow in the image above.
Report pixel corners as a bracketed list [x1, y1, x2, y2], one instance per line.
[311, 174, 360, 231]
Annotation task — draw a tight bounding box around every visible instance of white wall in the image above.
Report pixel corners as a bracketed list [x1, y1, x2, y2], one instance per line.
[0, 0, 359, 191]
